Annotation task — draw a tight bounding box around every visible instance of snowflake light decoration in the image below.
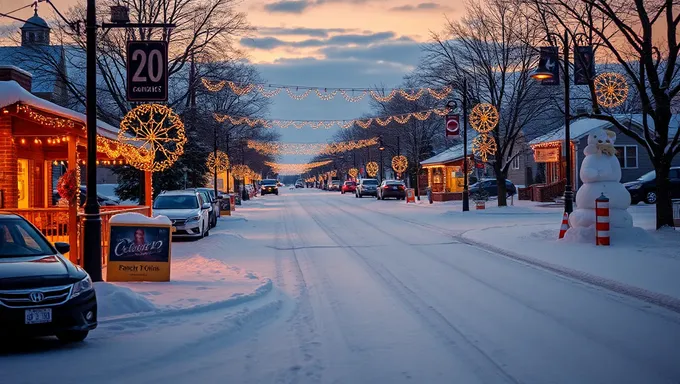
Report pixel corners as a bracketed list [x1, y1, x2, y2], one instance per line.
[472, 134, 498, 162]
[118, 104, 186, 172]
[391, 155, 408, 174]
[206, 151, 230, 173]
[366, 161, 379, 177]
[348, 168, 359, 178]
[469, 103, 499, 133]
[594, 72, 629, 108]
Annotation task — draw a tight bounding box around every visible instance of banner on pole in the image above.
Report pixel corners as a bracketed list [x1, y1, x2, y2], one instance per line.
[445, 114, 460, 138]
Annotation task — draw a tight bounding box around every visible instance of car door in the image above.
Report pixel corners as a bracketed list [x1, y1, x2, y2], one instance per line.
[197, 194, 209, 230]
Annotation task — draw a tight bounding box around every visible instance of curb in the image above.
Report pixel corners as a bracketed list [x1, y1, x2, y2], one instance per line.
[98, 278, 273, 324]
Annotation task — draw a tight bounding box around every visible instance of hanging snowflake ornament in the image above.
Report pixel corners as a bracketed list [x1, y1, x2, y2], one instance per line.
[366, 161, 379, 177]
[206, 151, 230, 173]
[594, 72, 629, 108]
[391, 155, 408, 174]
[472, 134, 498, 162]
[118, 104, 187, 172]
[469, 103, 499, 133]
[348, 168, 359, 178]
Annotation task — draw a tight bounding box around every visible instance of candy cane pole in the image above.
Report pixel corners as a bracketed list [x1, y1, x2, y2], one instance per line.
[595, 193, 610, 246]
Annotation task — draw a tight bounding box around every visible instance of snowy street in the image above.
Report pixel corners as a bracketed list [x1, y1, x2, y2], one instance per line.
[3, 189, 680, 384]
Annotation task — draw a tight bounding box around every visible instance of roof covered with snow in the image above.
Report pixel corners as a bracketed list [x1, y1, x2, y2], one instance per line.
[529, 114, 680, 146]
[421, 133, 478, 166]
[0, 80, 121, 140]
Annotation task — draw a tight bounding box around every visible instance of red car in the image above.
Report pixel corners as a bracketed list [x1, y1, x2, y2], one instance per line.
[341, 181, 356, 194]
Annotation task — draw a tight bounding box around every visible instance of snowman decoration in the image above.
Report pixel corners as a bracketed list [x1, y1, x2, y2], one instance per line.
[568, 128, 633, 231]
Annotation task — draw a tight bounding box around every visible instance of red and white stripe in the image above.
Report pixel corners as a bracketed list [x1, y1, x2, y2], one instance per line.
[558, 212, 569, 239]
[595, 195, 610, 246]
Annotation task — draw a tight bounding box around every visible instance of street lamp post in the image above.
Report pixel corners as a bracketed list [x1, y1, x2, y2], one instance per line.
[446, 78, 470, 212]
[531, 30, 591, 215]
[378, 136, 385, 181]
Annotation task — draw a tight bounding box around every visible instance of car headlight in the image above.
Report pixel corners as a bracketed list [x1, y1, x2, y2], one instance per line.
[626, 183, 642, 190]
[186, 215, 200, 222]
[72, 275, 93, 299]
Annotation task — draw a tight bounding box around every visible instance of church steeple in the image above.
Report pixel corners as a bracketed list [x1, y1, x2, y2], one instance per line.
[21, 7, 51, 46]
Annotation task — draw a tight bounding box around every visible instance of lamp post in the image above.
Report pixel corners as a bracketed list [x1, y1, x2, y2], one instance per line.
[446, 78, 470, 211]
[531, 31, 591, 215]
[378, 136, 385, 181]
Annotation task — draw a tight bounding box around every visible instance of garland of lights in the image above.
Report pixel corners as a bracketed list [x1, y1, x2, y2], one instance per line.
[348, 168, 359, 178]
[201, 78, 452, 102]
[391, 155, 408, 175]
[469, 103, 499, 133]
[118, 104, 187, 172]
[206, 151, 230, 173]
[247, 137, 378, 156]
[366, 161, 379, 177]
[264, 160, 333, 175]
[594, 72, 629, 108]
[214, 108, 451, 130]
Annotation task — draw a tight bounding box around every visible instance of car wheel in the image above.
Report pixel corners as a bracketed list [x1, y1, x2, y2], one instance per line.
[56, 330, 89, 343]
[645, 191, 657, 204]
[355, 193, 359, 198]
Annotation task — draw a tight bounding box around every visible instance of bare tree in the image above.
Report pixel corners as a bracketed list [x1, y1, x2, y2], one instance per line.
[532, 0, 680, 229]
[420, 0, 556, 206]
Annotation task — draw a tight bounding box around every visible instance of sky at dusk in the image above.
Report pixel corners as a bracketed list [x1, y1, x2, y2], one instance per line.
[0, 0, 460, 163]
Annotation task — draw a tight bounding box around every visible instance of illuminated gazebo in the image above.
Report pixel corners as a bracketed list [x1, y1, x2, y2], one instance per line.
[0, 67, 151, 265]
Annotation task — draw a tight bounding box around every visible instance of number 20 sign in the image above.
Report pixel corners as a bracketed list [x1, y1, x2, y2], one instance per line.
[127, 41, 168, 102]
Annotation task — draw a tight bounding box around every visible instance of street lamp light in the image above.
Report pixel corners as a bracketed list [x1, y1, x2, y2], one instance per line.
[531, 31, 591, 215]
[378, 136, 385, 181]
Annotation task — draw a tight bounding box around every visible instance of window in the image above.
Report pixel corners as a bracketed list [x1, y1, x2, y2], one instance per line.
[614, 145, 638, 169]
[511, 156, 520, 170]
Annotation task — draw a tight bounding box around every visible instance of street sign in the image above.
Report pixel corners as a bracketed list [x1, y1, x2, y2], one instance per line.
[127, 41, 168, 102]
[446, 114, 460, 138]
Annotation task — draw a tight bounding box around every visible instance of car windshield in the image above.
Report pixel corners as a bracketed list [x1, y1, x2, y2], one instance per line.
[387, 181, 404, 186]
[153, 195, 198, 209]
[344, 182, 355, 185]
[362, 179, 378, 185]
[637, 170, 655, 182]
[0, 218, 55, 258]
[261, 180, 277, 186]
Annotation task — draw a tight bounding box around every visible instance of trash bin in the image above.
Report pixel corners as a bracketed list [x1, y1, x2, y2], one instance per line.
[426, 187, 433, 204]
[220, 195, 231, 216]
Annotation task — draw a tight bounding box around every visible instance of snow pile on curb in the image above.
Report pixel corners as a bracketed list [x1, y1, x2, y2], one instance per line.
[95, 282, 157, 318]
[561, 226, 657, 245]
[110, 212, 171, 225]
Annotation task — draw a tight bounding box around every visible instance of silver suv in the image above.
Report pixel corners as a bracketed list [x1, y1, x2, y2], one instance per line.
[152, 191, 211, 239]
[356, 178, 379, 198]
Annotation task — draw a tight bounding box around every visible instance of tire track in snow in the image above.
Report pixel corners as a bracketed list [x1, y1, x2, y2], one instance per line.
[350, 201, 680, 315]
[299, 199, 521, 384]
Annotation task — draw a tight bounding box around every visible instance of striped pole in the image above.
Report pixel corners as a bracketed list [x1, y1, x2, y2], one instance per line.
[595, 193, 610, 246]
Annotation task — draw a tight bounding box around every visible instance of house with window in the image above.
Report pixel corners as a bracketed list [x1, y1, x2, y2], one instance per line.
[525, 115, 680, 201]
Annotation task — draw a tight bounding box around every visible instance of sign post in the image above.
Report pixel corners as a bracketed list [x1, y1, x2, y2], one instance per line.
[127, 41, 169, 102]
[107, 213, 172, 282]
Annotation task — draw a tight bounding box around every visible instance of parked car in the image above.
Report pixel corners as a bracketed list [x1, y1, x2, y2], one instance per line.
[625, 167, 680, 204]
[329, 180, 342, 191]
[377, 180, 406, 200]
[53, 186, 119, 207]
[469, 179, 517, 198]
[260, 179, 279, 195]
[341, 181, 356, 194]
[0, 213, 97, 342]
[295, 180, 304, 188]
[152, 190, 211, 239]
[193, 188, 220, 228]
[356, 178, 379, 197]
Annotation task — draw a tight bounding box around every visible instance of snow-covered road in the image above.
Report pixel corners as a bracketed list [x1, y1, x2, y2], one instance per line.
[3, 189, 680, 384]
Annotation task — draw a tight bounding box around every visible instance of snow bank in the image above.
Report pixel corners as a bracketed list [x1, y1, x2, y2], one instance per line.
[110, 212, 171, 225]
[562, 226, 657, 245]
[94, 282, 157, 318]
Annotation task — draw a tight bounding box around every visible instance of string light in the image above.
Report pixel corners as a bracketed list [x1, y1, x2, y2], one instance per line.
[16, 104, 76, 129]
[366, 161, 379, 177]
[264, 160, 333, 175]
[118, 104, 187, 172]
[231, 164, 251, 180]
[348, 168, 359, 178]
[247, 138, 378, 156]
[206, 151, 230, 173]
[201, 78, 453, 102]
[214, 108, 451, 130]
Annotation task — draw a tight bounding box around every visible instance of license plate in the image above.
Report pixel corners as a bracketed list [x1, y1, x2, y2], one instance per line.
[25, 308, 52, 324]
[171, 226, 177, 232]
[391, 187, 398, 190]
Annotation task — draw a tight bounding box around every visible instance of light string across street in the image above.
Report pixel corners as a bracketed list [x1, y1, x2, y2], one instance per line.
[247, 138, 378, 156]
[201, 78, 453, 102]
[264, 160, 333, 175]
[213, 107, 451, 130]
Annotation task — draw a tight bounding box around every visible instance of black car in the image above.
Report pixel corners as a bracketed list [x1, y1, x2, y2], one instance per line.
[260, 179, 279, 195]
[377, 180, 406, 200]
[624, 167, 680, 204]
[469, 179, 517, 197]
[0, 213, 97, 342]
